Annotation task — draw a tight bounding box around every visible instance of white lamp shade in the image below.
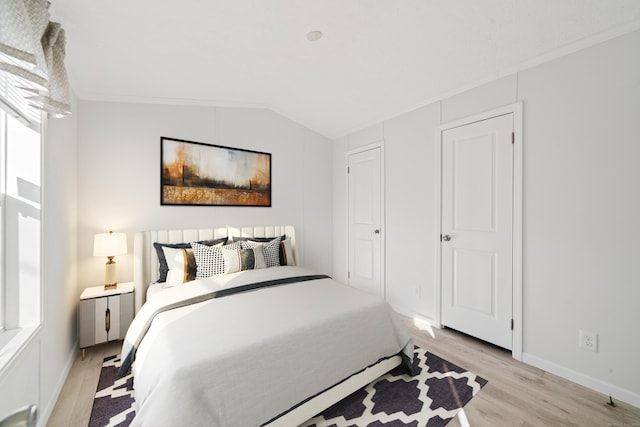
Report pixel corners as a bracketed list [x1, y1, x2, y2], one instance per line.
[93, 232, 127, 257]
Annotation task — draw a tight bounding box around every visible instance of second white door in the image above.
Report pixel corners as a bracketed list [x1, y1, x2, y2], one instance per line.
[441, 113, 514, 350]
[348, 146, 383, 298]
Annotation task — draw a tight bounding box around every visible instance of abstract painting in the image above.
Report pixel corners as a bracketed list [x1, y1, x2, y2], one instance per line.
[161, 137, 271, 206]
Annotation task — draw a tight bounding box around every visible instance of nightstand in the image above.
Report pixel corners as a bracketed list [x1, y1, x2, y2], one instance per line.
[79, 282, 134, 360]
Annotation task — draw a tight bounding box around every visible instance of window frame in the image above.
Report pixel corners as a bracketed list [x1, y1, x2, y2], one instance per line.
[0, 102, 44, 374]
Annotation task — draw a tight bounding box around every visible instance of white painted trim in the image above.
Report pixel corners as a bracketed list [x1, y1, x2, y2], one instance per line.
[435, 103, 524, 360]
[389, 303, 437, 328]
[522, 352, 640, 409]
[433, 102, 443, 329]
[346, 141, 386, 299]
[79, 93, 268, 110]
[0, 326, 41, 378]
[438, 103, 517, 132]
[512, 103, 524, 361]
[498, 20, 640, 79]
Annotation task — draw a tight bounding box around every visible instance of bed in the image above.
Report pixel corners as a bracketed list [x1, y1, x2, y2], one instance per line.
[121, 225, 414, 427]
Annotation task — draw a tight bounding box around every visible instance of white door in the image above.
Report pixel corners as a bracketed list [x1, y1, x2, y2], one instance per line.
[348, 146, 383, 297]
[441, 114, 513, 350]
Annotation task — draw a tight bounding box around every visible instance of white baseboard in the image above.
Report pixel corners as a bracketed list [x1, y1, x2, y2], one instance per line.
[522, 352, 640, 409]
[389, 303, 437, 327]
[38, 339, 78, 427]
[391, 303, 640, 409]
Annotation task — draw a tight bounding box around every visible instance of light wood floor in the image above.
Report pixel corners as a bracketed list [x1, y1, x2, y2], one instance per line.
[47, 315, 640, 427]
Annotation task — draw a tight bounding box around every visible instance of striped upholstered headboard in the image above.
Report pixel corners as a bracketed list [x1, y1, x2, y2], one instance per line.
[132, 225, 296, 313]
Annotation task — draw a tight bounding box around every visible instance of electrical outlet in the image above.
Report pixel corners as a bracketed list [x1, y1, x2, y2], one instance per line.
[579, 330, 598, 352]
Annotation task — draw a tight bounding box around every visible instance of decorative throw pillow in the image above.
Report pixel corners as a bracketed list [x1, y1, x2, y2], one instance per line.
[223, 241, 245, 250]
[163, 247, 197, 285]
[280, 238, 296, 266]
[191, 242, 225, 278]
[153, 237, 228, 282]
[243, 236, 282, 268]
[231, 235, 286, 244]
[222, 246, 266, 274]
[234, 235, 289, 266]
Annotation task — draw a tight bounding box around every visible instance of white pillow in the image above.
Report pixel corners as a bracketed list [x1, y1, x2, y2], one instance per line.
[163, 247, 191, 285]
[222, 246, 266, 274]
[281, 238, 296, 266]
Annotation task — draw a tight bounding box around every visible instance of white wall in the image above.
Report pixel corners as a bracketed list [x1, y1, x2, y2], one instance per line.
[40, 107, 80, 424]
[76, 102, 333, 289]
[332, 30, 640, 406]
[0, 103, 79, 424]
[517, 30, 640, 404]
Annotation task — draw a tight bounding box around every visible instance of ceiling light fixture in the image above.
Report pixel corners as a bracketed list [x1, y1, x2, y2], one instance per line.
[306, 30, 323, 42]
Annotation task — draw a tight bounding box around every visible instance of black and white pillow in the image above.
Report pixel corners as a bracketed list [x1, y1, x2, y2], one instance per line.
[191, 241, 245, 278]
[191, 242, 225, 278]
[243, 236, 282, 268]
[153, 237, 228, 282]
[230, 235, 286, 244]
[233, 235, 295, 266]
[222, 246, 266, 274]
[222, 240, 244, 251]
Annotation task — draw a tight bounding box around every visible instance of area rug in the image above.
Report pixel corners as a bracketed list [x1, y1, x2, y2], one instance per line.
[89, 347, 487, 427]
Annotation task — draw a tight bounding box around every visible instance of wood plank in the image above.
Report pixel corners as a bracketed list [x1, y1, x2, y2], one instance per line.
[46, 317, 640, 426]
[400, 315, 640, 427]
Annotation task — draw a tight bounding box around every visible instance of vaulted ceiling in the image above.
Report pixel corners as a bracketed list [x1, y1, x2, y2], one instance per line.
[50, 1, 640, 139]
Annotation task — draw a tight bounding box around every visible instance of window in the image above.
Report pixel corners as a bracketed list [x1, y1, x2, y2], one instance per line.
[0, 0, 67, 363]
[0, 75, 42, 350]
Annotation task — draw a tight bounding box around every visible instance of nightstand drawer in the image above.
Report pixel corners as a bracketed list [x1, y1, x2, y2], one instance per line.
[79, 293, 133, 348]
[79, 283, 134, 352]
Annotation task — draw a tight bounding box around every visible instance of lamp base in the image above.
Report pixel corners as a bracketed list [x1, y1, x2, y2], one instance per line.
[104, 258, 117, 290]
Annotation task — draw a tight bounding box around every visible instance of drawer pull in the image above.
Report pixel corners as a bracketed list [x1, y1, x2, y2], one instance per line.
[105, 308, 111, 334]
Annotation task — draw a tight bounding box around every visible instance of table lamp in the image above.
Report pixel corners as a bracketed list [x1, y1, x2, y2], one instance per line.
[93, 231, 127, 290]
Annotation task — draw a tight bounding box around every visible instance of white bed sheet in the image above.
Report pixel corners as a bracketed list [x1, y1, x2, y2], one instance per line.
[145, 282, 167, 301]
[121, 266, 413, 427]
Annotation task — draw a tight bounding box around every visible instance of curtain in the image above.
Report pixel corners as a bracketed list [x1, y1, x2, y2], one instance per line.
[0, 0, 71, 120]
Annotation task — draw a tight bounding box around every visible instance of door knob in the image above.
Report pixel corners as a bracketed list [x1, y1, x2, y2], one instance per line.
[373, 229, 380, 234]
[442, 234, 451, 242]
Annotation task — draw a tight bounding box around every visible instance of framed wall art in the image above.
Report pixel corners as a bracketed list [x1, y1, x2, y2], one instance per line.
[161, 137, 271, 207]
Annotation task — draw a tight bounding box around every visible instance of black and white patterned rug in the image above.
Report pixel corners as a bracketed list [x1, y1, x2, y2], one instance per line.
[89, 347, 487, 427]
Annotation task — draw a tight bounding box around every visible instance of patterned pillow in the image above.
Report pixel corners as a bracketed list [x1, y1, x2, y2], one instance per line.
[153, 237, 228, 282]
[192, 241, 244, 278]
[243, 236, 282, 268]
[191, 242, 225, 278]
[230, 234, 286, 243]
[222, 246, 266, 274]
[234, 235, 292, 266]
[223, 241, 245, 250]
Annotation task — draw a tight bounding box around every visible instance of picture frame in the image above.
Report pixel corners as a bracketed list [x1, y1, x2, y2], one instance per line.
[160, 137, 271, 207]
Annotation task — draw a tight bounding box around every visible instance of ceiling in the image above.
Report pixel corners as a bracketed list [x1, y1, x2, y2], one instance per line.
[49, 1, 640, 139]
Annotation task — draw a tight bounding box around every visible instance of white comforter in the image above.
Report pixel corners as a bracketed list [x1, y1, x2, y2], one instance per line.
[121, 266, 413, 427]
